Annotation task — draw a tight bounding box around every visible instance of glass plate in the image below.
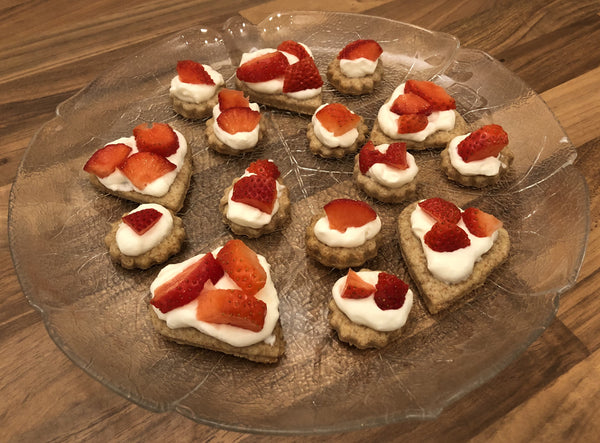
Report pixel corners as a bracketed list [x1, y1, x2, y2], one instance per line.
[8, 11, 589, 434]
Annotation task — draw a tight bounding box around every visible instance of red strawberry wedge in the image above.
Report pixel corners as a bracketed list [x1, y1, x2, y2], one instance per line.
[359, 141, 385, 174]
[246, 159, 280, 179]
[397, 113, 428, 134]
[277, 40, 311, 60]
[337, 39, 383, 61]
[122, 208, 163, 235]
[118, 152, 176, 190]
[237, 51, 289, 83]
[374, 272, 409, 310]
[341, 269, 376, 299]
[462, 207, 503, 237]
[231, 174, 277, 214]
[176, 60, 215, 85]
[418, 198, 461, 224]
[217, 107, 260, 134]
[424, 221, 470, 252]
[404, 80, 456, 112]
[457, 124, 509, 162]
[218, 88, 250, 111]
[133, 122, 179, 157]
[316, 103, 361, 136]
[216, 239, 267, 297]
[324, 199, 377, 233]
[383, 142, 409, 170]
[151, 252, 224, 313]
[196, 288, 267, 332]
[390, 93, 432, 116]
[83, 143, 132, 178]
[282, 56, 323, 93]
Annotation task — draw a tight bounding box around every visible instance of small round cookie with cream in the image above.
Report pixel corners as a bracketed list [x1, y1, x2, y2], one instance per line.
[170, 60, 224, 120]
[327, 39, 384, 96]
[307, 103, 368, 158]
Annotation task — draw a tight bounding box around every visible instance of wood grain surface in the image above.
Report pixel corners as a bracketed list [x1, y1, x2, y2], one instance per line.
[2, 0, 599, 441]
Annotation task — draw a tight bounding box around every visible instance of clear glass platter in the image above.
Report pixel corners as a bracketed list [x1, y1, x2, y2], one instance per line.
[8, 11, 589, 434]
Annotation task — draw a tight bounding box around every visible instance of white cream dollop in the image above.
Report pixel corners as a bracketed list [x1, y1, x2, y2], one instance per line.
[332, 270, 413, 331]
[169, 64, 224, 103]
[212, 102, 261, 150]
[116, 203, 173, 256]
[339, 58, 379, 78]
[448, 133, 506, 176]
[366, 143, 419, 188]
[312, 103, 359, 148]
[314, 215, 381, 248]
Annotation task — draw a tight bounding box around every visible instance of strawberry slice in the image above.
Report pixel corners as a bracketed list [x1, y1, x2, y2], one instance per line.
[315, 103, 361, 136]
[397, 113, 428, 134]
[216, 239, 267, 297]
[383, 142, 409, 170]
[457, 124, 509, 162]
[418, 198, 461, 224]
[246, 159, 280, 179]
[122, 208, 163, 235]
[277, 40, 310, 60]
[236, 51, 289, 83]
[424, 221, 470, 252]
[231, 174, 277, 214]
[359, 141, 385, 174]
[462, 207, 503, 237]
[374, 272, 409, 310]
[118, 152, 176, 190]
[217, 107, 261, 134]
[341, 269, 375, 299]
[176, 60, 215, 85]
[83, 143, 132, 178]
[324, 199, 377, 233]
[151, 252, 224, 313]
[337, 39, 383, 61]
[282, 56, 323, 93]
[196, 288, 267, 332]
[404, 80, 456, 112]
[133, 122, 179, 157]
[218, 88, 250, 111]
[390, 93, 433, 116]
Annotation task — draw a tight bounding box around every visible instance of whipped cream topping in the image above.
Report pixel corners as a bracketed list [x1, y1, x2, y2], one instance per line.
[411, 204, 497, 284]
[116, 203, 173, 256]
[212, 102, 261, 150]
[377, 83, 455, 141]
[170, 64, 224, 103]
[226, 169, 285, 228]
[332, 270, 413, 331]
[314, 215, 381, 248]
[339, 57, 379, 78]
[366, 143, 419, 188]
[97, 129, 187, 197]
[151, 249, 279, 347]
[448, 133, 506, 176]
[312, 104, 359, 148]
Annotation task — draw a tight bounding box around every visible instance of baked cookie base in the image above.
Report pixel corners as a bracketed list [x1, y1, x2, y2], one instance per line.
[307, 119, 368, 159]
[104, 211, 185, 270]
[235, 78, 322, 115]
[89, 146, 193, 212]
[440, 146, 514, 188]
[397, 202, 510, 314]
[170, 88, 222, 120]
[219, 178, 291, 238]
[352, 155, 417, 203]
[326, 58, 384, 95]
[149, 307, 285, 364]
[370, 111, 470, 150]
[205, 116, 266, 156]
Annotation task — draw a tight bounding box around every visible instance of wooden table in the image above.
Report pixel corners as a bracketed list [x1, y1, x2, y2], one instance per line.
[2, 1, 599, 441]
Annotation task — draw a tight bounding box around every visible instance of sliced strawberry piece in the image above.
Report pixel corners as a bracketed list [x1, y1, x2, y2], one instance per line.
[462, 207, 503, 237]
[457, 124, 509, 162]
[404, 80, 456, 112]
[358, 141, 385, 174]
[383, 142, 409, 170]
[118, 152, 176, 190]
[341, 269, 375, 299]
[397, 113, 428, 134]
[231, 174, 277, 214]
[277, 40, 310, 60]
[337, 39, 383, 61]
[418, 198, 461, 224]
[282, 56, 323, 93]
[315, 103, 361, 136]
[176, 60, 215, 85]
[324, 198, 377, 233]
[151, 253, 224, 313]
[217, 107, 261, 135]
[83, 143, 132, 178]
[196, 288, 267, 332]
[246, 159, 280, 179]
[218, 88, 250, 111]
[424, 221, 470, 252]
[390, 92, 433, 116]
[216, 239, 267, 297]
[374, 272, 409, 310]
[133, 122, 179, 157]
[236, 51, 289, 83]
[122, 208, 163, 235]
